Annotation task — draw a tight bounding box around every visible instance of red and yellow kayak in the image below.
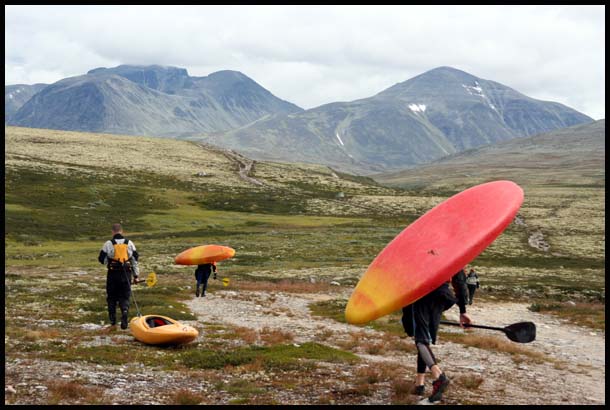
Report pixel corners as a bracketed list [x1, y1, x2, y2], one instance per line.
[345, 180, 524, 325]
[129, 315, 199, 345]
[174, 244, 235, 265]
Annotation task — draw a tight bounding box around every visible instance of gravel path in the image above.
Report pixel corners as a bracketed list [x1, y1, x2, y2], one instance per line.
[5, 287, 605, 405]
[187, 289, 605, 405]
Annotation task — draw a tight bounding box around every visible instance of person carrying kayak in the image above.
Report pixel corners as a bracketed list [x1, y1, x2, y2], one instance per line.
[194, 261, 217, 297]
[401, 267, 471, 403]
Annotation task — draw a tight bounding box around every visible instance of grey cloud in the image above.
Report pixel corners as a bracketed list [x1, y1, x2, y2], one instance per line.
[5, 5, 605, 119]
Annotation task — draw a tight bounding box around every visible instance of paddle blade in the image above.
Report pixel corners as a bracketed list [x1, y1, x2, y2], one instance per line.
[504, 321, 536, 343]
[146, 272, 158, 288]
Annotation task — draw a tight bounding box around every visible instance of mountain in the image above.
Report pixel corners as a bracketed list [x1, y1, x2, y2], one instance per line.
[373, 119, 605, 189]
[193, 66, 593, 174]
[5, 83, 48, 123]
[7, 65, 302, 137]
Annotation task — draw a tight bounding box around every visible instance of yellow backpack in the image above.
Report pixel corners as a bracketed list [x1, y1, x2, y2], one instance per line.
[110, 238, 130, 264]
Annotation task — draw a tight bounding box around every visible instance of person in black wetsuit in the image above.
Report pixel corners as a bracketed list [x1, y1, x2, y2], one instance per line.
[401, 267, 471, 403]
[98, 223, 139, 329]
[194, 262, 217, 297]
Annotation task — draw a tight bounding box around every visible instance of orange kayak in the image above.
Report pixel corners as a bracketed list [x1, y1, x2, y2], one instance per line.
[345, 180, 524, 325]
[174, 245, 235, 265]
[129, 315, 199, 345]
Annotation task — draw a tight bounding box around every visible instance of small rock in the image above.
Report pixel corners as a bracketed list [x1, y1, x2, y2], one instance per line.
[330, 281, 341, 286]
[589, 332, 597, 336]
[309, 277, 316, 284]
[6, 385, 17, 394]
[417, 397, 436, 405]
[81, 323, 104, 330]
[565, 301, 576, 306]
[463, 364, 484, 372]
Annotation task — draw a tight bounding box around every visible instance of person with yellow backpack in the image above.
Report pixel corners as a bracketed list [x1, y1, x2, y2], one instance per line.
[98, 223, 140, 329]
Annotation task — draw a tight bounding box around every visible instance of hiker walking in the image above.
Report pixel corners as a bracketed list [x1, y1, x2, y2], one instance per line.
[98, 223, 139, 329]
[466, 267, 480, 305]
[401, 267, 471, 403]
[194, 262, 217, 297]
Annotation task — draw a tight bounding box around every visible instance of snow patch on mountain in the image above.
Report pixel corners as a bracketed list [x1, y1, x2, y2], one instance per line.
[463, 81, 499, 113]
[408, 103, 426, 113]
[335, 131, 345, 146]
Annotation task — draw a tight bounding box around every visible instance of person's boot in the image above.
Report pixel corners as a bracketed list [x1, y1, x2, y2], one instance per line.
[412, 384, 425, 396]
[196, 285, 200, 297]
[108, 308, 116, 326]
[429, 373, 450, 402]
[120, 310, 129, 330]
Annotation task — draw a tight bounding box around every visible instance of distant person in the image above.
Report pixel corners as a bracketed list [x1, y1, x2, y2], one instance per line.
[195, 262, 217, 297]
[466, 268, 480, 305]
[401, 267, 471, 403]
[98, 223, 139, 329]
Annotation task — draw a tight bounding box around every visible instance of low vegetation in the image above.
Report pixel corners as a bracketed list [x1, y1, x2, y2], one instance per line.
[528, 301, 605, 331]
[4, 126, 605, 405]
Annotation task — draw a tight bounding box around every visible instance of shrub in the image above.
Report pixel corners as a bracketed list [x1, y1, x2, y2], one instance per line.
[260, 327, 294, 345]
[170, 388, 204, 405]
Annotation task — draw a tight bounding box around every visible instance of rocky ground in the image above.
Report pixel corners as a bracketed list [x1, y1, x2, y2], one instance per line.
[5, 285, 605, 405]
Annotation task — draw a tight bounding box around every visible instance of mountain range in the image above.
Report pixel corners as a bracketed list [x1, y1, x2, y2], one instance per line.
[6, 65, 302, 137]
[5, 83, 48, 122]
[6, 65, 593, 174]
[193, 66, 593, 174]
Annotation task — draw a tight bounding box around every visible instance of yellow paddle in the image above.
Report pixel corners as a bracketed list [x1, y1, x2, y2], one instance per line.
[134, 272, 157, 287]
[145, 271, 158, 287]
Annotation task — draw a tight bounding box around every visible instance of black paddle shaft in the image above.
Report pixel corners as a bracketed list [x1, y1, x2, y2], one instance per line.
[440, 320, 536, 343]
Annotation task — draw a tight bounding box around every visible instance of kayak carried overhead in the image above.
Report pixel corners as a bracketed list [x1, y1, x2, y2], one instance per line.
[174, 244, 235, 265]
[129, 314, 198, 345]
[345, 180, 524, 324]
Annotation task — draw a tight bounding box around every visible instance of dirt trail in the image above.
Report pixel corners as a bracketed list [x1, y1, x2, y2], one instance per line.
[224, 150, 264, 186]
[194, 142, 264, 186]
[5, 266, 604, 405]
[187, 289, 605, 405]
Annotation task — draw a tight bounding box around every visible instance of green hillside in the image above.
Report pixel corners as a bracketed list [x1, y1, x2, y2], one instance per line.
[6, 125, 604, 299]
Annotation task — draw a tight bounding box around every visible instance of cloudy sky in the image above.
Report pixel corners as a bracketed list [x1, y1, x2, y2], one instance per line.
[5, 5, 605, 119]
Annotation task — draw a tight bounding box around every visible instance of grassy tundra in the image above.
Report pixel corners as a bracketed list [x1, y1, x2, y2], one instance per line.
[4, 125, 605, 404]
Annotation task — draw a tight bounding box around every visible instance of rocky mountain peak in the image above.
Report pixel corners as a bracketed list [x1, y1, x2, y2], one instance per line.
[87, 64, 191, 93]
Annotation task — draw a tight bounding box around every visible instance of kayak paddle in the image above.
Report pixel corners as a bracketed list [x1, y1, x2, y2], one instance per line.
[440, 320, 536, 343]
